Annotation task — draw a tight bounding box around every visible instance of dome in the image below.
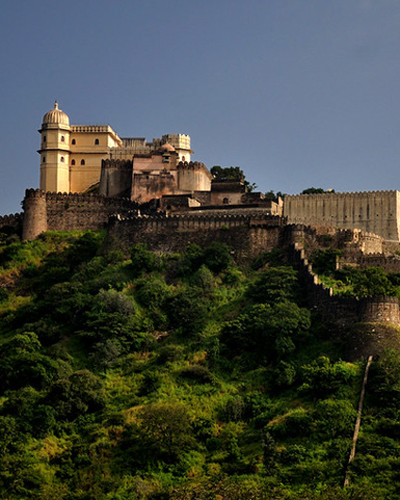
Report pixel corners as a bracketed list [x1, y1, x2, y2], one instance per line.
[42, 101, 70, 126]
[159, 142, 176, 152]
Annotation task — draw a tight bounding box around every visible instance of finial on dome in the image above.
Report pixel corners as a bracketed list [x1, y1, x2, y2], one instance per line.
[42, 101, 69, 126]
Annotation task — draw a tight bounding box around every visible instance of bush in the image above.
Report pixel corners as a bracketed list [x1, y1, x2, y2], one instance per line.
[311, 248, 342, 275]
[178, 365, 214, 384]
[130, 243, 159, 276]
[203, 242, 232, 273]
[300, 356, 355, 399]
[167, 287, 209, 335]
[135, 275, 171, 310]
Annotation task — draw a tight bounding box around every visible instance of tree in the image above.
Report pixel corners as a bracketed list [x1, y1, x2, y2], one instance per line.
[126, 402, 195, 464]
[45, 370, 106, 420]
[210, 166, 256, 192]
[246, 266, 299, 303]
[130, 243, 159, 276]
[301, 187, 335, 194]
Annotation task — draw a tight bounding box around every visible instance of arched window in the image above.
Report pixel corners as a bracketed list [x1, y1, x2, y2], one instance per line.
[43, 135, 46, 142]
[95, 138, 99, 145]
[61, 135, 65, 142]
[71, 159, 76, 165]
[223, 197, 229, 205]
[60, 156, 65, 163]
[80, 159, 85, 165]
[42, 156, 46, 163]
[72, 139, 76, 145]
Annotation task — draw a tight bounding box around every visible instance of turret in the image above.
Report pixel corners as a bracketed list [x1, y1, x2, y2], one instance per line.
[38, 101, 71, 193]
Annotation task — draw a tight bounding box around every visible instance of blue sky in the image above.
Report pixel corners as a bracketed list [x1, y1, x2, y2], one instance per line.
[1, 0, 400, 214]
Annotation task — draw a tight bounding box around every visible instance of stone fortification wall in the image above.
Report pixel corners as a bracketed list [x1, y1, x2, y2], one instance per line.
[22, 189, 136, 240]
[108, 212, 284, 261]
[290, 244, 400, 329]
[359, 296, 400, 324]
[337, 253, 400, 273]
[99, 159, 133, 198]
[0, 213, 23, 235]
[177, 161, 212, 192]
[283, 224, 383, 254]
[284, 191, 400, 242]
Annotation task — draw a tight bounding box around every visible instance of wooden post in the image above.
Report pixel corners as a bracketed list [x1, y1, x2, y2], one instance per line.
[343, 355, 373, 488]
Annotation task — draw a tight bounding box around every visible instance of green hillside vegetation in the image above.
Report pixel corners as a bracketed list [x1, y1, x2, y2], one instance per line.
[0, 231, 400, 499]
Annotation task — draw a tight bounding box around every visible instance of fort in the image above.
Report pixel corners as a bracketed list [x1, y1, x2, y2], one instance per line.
[2, 102, 400, 339]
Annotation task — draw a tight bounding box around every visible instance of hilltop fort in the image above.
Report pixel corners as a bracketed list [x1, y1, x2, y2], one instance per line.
[0, 102, 400, 338]
[1, 101, 400, 264]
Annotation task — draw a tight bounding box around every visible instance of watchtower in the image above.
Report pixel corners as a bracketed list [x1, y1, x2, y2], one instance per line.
[38, 101, 70, 193]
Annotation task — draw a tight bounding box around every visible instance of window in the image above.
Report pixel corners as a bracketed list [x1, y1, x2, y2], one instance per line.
[223, 197, 229, 205]
[60, 156, 65, 163]
[61, 135, 65, 142]
[95, 138, 99, 145]
[81, 159, 85, 165]
[72, 139, 76, 145]
[42, 156, 46, 163]
[71, 159, 76, 165]
[43, 135, 46, 142]
[162, 155, 170, 164]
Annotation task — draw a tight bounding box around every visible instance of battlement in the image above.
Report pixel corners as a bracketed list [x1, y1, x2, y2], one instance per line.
[24, 188, 132, 207]
[284, 190, 400, 242]
[22, 189, 137, 240]
[0, 212, 23, 233]
[290, 243, 400, 339]
[111, 210, 283, 225]
[162, 134, 191, 150]
[285, 190, 399, 200]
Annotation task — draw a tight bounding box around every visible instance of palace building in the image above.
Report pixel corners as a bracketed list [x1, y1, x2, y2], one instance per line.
[38, 102, 196, 196]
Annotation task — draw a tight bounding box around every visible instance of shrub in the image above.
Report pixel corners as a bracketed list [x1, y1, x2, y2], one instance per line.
[130, 243, 159, 276]
[300, 356, 355, 399]
[178, 365, 214, 384]
[167, 287, 209, 335]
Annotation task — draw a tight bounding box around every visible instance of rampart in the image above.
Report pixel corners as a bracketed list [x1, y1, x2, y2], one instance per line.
[0, 213, 23, 235]
[283, 224, 383, 254]
[290, 243, 400, 329]
[284, 191, 400, 242]
[337, 253, 400, 273]
[22, 189, 137, 240]
[107, 211, 285, 260]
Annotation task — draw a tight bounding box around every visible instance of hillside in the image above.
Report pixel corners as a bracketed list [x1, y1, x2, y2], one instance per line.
[0, 229, 400, 499]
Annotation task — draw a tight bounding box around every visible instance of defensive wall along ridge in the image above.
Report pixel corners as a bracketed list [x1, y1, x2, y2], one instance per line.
[22, 189, 138, 240]
[107, 211, 285, 260]
[284, 190, 400, 242]
[290, 243, 400, 340]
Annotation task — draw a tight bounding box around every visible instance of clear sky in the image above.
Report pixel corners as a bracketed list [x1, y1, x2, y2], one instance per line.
[1, 0, 400, 215]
